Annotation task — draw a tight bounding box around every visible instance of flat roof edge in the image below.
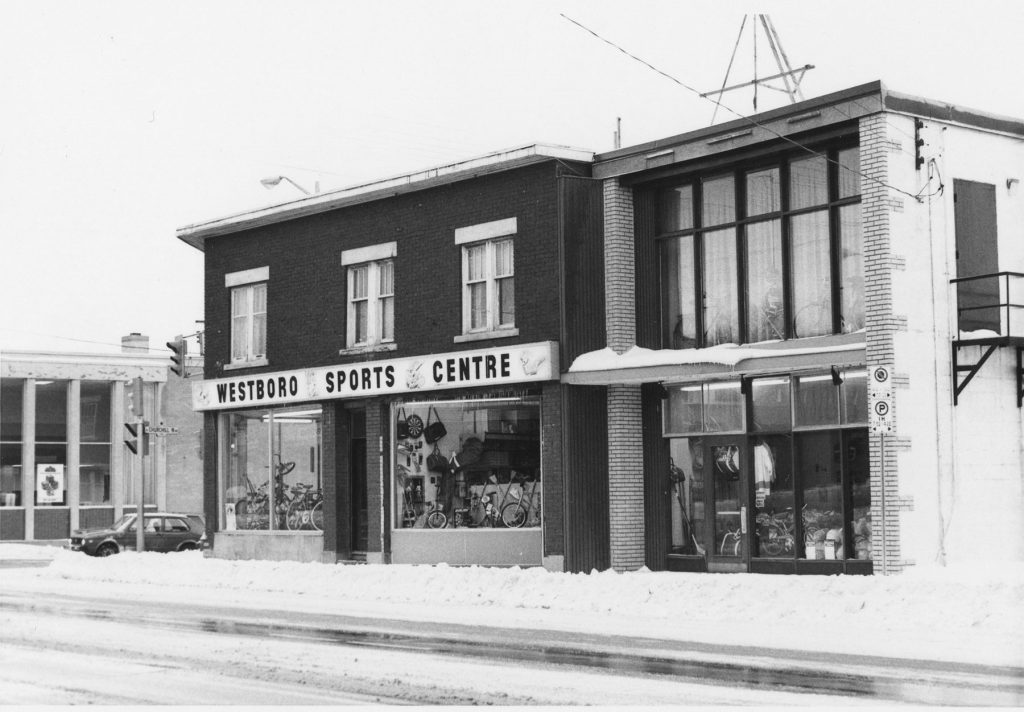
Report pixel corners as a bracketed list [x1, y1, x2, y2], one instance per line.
[883, 89, 1024, 136]
[176, 144, 593, 250]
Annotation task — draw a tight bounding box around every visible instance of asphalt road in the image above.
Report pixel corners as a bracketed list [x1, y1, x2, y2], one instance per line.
[2, 585, 1022, 705]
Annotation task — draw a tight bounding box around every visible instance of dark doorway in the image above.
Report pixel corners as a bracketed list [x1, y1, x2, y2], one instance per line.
[350, 411, 368, 553]
[954, 179, 1000, 333]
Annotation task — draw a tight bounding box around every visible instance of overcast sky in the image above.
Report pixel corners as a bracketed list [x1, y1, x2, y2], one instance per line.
[2, 0, 1022, 356]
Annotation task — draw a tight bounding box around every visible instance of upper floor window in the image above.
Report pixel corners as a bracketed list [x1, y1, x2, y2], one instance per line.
[455, 218, 518, 341]
[658, 145, 862, 349]
[342, 243, 397, 351]
[226, 267, 269, 367]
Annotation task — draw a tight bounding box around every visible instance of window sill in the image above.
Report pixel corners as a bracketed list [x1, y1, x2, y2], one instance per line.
[339, 342, 398, 356]
[224, 358, 269, 371]
[454, 328, 519, 344]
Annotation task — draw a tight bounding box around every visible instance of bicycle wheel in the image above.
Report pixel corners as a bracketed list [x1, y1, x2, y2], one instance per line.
[426, 510, 447, 529]
[286, 499, 305, 531]
[501, 502, 527, 528]
[309, 501, 323, 531]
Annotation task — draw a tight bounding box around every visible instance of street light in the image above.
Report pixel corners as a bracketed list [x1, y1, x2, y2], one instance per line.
[260, 175, 314, 195]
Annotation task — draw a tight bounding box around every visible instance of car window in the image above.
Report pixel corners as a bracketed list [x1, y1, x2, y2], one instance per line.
[144, 518, 162, 533]
[165, 518, 190, 533]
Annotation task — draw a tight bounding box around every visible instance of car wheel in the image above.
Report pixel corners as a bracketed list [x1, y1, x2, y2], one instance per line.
[96, 543, 118, 557]
[178, 542, 198, 551]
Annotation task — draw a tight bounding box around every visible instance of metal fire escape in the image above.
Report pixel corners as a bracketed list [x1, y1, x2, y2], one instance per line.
[950, 271, 1024, 406]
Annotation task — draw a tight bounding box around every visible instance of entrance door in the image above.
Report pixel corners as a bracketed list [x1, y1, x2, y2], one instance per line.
[704, 437, 748, 572]
[954, 179, 1000, 332]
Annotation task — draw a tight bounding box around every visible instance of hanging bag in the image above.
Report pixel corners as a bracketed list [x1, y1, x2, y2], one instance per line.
[427, 444, 449, 473]
[424, 406, 448, 444]
[396, 407, 410, 440]
[405, 411, 424, 439]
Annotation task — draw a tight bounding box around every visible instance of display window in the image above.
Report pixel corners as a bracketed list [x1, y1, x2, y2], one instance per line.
[393, 397, 540, 530]
[220, 405, 323, 532]
[665, 369, 871, 566]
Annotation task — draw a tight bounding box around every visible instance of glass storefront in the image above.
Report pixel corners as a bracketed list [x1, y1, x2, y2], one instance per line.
[79, 381, 112, 505]
[220, 405, 323, 531]
[1, 379, 23, 506]
[665, 369, 870, 568]
[393, 398, 540, 531]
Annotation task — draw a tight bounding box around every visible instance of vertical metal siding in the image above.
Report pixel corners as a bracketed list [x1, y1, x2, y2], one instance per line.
[562, 385, 610, 572]
[559, 175, 605, 370]
[642, 384, 670, 569]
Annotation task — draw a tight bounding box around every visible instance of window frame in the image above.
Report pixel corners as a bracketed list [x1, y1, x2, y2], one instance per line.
[225, 267, 270, 369]
[345, 259, 396, 350]
[454, 218, 519, 342]
[655, 141, 861, 349]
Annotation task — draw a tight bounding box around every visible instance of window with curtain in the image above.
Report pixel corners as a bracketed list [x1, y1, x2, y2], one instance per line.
[231, 282, 267, 364]
[656, 144, 862, 349]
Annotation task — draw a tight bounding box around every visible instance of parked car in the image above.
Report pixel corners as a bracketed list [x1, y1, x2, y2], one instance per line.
[67, 512, 206, 556]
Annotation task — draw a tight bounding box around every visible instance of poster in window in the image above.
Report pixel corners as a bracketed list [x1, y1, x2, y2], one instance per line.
[36, 464, 65, 504]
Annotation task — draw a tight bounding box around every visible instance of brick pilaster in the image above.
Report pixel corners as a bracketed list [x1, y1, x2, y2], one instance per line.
[604, 179, 636, 353]
[860, 113, 905, 574]
[607, 385, 645, 571]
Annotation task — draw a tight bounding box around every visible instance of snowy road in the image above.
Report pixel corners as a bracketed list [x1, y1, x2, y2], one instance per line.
[4, 586, 1022, 705]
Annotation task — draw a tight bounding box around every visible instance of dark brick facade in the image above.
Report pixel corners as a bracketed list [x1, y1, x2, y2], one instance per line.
[203, 161, 580, 377]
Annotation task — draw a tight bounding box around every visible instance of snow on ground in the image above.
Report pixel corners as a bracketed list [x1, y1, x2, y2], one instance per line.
[3, 543, 1022, 670]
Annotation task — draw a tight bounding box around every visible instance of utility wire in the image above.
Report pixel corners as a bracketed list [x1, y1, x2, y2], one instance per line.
[561, 13, 925, 203]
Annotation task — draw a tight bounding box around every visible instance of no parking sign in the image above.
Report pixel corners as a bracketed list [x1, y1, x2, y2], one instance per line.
[868, 366, 893, 434]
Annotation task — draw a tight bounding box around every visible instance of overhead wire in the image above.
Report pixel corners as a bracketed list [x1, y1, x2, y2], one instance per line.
[560, 13, 926, 203]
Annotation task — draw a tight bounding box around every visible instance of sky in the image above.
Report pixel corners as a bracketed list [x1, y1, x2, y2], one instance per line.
[1, 0, 1022, 356]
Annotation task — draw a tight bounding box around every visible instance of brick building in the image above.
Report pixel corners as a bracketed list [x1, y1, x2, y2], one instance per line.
[177, 146, 606, 567]
[567, 81, 1024, 574]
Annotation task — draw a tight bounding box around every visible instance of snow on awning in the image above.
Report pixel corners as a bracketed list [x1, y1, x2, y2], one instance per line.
[563, 336, 866, 386]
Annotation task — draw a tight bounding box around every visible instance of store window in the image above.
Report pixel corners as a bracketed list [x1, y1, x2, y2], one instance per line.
[394, 398, 540, 530]
[664, 382, 744, 435]
[1, 379, 23, 506]
[226, 266, 268, 367]
[455, 218, 517, 340]
[35, 380, 67, 506]
[342, 243, 396, 350]
[220, 405, 322, 532]
[79, 381, 112, 505]
[657, 144, 862, 348]
[665, 370, 870, 563]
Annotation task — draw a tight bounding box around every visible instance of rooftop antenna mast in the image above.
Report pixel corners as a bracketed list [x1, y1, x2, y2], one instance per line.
[703, 15, 813, 124]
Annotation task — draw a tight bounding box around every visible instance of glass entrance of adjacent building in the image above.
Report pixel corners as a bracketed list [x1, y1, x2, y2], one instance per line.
[664, 369, 872, 574]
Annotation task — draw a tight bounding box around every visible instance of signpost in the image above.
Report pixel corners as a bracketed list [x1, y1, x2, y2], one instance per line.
[867, 365, 893, 575]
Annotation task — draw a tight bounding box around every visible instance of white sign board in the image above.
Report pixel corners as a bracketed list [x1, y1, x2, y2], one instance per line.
[192, 341, 559, 411]
[36, 464, 65, 504]
[868, 366, 893, 434]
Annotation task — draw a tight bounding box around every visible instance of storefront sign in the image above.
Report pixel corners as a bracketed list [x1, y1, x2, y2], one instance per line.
[36, 464, 65, 504]
[192, 341, 559, 411]
[868, 365, 893, 434]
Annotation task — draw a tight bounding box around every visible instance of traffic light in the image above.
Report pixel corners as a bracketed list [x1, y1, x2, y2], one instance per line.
[124, 421, 149, 456]
[167, 336, 187, 377]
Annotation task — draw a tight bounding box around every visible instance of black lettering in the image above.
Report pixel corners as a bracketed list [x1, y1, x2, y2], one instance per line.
[485, 354, 497, 378]
[216, 383, 228, 402]
[458, 357, 470, 381]
[373, 366, 384, 388]
[433, 361, 443, 383]
[267, 379, 276, 398]
[256, 380, 265, 400]
[278, 377, 287, 396]
[472, 355, 483, 379]
[446, 358, 455, 382]
[349, 369, 358, 390]
[385, 365, 396, 387]
[325, 372, 334, 393]
[237, 382, 246, 401]
[337, 370, 347, 388]
[500, 353, 511, 378]
[229, 383, 237, 402]
[289, 376, 298, 396]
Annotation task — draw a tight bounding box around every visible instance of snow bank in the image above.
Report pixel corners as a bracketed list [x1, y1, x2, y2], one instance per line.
[3, 544, 1022, 667]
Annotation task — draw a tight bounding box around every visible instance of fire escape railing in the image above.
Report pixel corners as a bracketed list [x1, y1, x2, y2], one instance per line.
[950, 271, 1024, 406]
